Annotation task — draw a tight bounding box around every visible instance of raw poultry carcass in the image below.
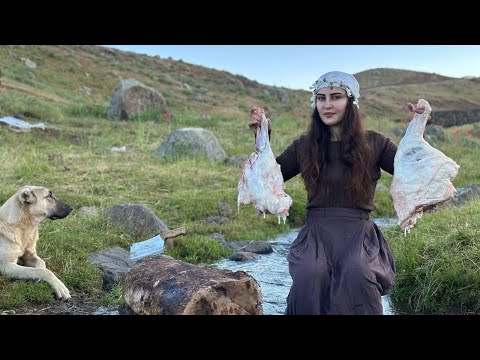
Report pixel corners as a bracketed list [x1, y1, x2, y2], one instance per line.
[237, 108, 292, 224]
[390, 99, 459, 234]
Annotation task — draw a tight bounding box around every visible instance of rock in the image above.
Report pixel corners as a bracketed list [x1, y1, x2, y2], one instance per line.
[204, 215, 230, 225]
[209, 232, 226, 243]
[76, 206, 99, 217]
[224, 241, 273, 254]
[103, 204, 169, 239]
[107, 78, 167, 120]
[87, 246, 134, 290]
[229, 252, 260, 261]
[154, 128, 226, 162]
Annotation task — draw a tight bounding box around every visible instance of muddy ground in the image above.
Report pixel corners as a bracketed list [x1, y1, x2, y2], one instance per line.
[3, 296, 126, 315]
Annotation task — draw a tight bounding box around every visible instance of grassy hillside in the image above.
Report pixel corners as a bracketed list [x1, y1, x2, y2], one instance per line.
[355, 68, 452, 89]
[362, 77, 480, 120]
[0, 45, 312, 119]
[0, 45, 479, 314]
[3, 46, 480, 122]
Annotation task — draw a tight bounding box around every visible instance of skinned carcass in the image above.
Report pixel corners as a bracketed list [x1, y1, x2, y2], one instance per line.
[237, 108, 292, 224]
[390, 99, 459, 234]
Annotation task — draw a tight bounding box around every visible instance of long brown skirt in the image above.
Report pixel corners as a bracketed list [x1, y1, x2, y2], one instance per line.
[285, 207, 396, 315]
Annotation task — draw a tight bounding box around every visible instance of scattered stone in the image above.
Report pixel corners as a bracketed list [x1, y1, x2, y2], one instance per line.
[103, 204, 169, 239]
[229, 252, 260, 261]
[204, 215, 230, 225]
[209, 232, 226, 243]
[218, 201, 233, 218]
[76, 206, 99, 217]
[224, 241, 273, 254]
[87, 246, 134, 290]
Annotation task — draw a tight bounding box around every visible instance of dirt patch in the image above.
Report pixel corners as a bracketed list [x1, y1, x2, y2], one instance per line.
[15, 301, 93, 315]
[11, 295, 122, 315]
[0, 126, 85, 145]
[41, 127, 85, 145]
[1, 77, 72, 105]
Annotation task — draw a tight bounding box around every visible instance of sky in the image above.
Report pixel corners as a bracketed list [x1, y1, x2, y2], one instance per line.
[104, 45, 480, 91]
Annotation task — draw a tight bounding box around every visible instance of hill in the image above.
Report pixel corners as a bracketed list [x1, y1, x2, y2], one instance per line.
[2, 45, 480, 122]
[0, 45, 311, 120]
[357, 68, 480, 119]
[354, 68, 452, 89]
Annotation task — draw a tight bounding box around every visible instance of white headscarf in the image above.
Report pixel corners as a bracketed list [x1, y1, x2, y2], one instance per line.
[310, 71, 360, 109]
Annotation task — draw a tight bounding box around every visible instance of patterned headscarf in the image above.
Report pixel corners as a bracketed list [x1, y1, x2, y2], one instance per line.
[310, 71, 360, 109]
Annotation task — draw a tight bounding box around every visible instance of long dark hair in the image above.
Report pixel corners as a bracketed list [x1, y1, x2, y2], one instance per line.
[299, 97, 372, 205]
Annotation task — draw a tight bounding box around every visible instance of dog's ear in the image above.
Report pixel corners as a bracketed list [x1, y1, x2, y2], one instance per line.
[18, 187, 36, 204]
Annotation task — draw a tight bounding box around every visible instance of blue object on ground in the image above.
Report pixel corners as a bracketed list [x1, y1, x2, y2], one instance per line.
[130, 234, 164, 262]
[0, 116, 45, 130]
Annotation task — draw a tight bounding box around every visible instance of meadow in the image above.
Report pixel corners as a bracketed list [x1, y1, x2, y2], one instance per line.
[1, 45, 479, 314]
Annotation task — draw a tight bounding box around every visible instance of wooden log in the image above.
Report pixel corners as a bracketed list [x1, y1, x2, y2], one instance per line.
[161, 226, 187, 240]
[160, 226, 187, 248]
[123, 254, 263, 315]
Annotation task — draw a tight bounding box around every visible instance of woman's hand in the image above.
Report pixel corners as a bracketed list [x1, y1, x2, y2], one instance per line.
[248, 107, 271, 134]
[407, 102, 431, 120]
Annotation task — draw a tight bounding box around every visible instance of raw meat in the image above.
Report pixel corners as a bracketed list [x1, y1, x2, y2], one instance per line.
[390, 99, 460, 234]
[237, 108, 292, 224]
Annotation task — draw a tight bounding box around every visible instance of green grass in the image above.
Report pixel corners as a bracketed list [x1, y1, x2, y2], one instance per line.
[0, 101, 479, 312]
[0, 216, 133, 308]
[386, 200, 480, 314]
[0, 102, 313, 310]
[0, 90, 65, 121]
[169, 236, 233, 264]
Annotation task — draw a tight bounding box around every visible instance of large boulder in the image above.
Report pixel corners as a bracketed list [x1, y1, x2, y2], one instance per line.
[103, 204, 169, 239]
[154, 128, 226, 162]
[107, 78, 167, 120]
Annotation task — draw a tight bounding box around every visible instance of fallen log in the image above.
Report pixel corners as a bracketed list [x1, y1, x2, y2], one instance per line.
[123, 254, 263, 315]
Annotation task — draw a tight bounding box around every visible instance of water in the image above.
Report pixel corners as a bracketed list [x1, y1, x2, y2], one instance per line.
[93, 306, 120, 315]
[214, 218, 398, 315]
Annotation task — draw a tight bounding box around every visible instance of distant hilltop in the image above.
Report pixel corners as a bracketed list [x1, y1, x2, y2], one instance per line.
[1, 45, 480, 120]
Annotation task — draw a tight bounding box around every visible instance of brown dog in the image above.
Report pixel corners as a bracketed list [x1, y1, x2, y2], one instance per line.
[0, 186, 72, 300]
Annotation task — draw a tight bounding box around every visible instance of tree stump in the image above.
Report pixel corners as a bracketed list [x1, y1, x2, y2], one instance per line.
[123, 254, 263, 315]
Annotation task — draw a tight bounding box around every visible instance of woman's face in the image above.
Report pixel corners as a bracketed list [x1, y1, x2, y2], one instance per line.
[316, 87, 349, 128]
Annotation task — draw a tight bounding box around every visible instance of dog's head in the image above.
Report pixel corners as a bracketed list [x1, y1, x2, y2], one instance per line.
[18, 186, 73, 221]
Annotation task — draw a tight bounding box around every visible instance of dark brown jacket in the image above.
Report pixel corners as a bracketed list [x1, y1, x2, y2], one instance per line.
[276, 130, 397, 211]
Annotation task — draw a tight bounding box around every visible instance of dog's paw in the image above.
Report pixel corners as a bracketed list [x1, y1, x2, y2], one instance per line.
[54, 291, 71, 301]
[59, 288, 71, 301]
[55, 293, 71, 301]
[52, 282, 71, 301]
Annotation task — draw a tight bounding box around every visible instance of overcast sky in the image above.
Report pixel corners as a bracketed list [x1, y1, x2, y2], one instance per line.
[104, 45, 480, 91]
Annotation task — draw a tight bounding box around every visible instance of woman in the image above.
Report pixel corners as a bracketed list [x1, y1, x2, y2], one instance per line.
[248, 71, 401, 315]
